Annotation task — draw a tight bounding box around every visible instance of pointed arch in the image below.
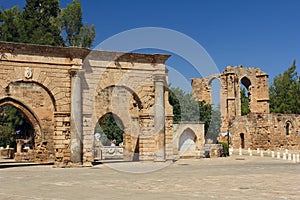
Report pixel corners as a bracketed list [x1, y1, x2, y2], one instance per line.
[178, 128, 197, 155]
[0, 97, 43, 149]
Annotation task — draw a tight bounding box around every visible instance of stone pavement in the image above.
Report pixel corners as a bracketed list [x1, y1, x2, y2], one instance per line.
[0, 156, 299, 200]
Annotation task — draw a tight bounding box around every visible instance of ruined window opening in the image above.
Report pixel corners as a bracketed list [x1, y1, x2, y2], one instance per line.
[285, 122, 291, 136]
[240, 133, 245, 149]
[240, 77, 251, 115]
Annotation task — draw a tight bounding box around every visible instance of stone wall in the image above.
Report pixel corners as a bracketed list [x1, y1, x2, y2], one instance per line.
[230, 113, 300, 151]
[0, 42, 89, 165]
[81, 51, 173, 164]
[192, 66, 269, 133]
[0, 42, 174, 166]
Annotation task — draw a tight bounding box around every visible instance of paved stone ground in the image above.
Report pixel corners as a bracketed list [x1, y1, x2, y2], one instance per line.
[0, 156, 299, 200]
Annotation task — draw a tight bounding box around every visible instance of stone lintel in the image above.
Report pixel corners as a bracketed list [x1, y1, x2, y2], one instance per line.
[0, 41, 90, 59]
[87, 50, 171, 64]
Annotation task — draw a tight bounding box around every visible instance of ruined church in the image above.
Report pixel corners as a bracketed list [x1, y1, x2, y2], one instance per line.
[0, 41, 299, 166]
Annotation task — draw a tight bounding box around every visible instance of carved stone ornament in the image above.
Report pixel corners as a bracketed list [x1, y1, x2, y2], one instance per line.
[24, 67, 33, 79]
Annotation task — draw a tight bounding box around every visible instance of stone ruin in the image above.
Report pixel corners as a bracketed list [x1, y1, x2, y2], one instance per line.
[0, 41, 298, 166]
[0, 42, 205, 166]
[192, 66, 300, 151]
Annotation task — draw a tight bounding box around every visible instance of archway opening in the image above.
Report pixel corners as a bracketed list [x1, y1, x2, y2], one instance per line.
[94, 113, 124, 160]
[94, 113, 124, 146]
[285, 121, 292, 136]
[0, 104, 34, 159]
[240, 77, 251, 116]
[240, 133, 245, 149]
[206, 78, 221, 144]
[178, 129, 196, 157]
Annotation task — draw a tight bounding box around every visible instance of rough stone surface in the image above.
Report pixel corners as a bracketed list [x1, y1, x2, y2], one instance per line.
[1, 42, 199, 166]
[192, 66, 269, 133]
[230, 113, 300, 150]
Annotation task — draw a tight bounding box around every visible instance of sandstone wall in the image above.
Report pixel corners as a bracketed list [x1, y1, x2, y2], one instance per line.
[230, 113, 300, 150]
[192, 66, 269, 133]
[81, 51, 173, 164]
[0, 42, 88, 164]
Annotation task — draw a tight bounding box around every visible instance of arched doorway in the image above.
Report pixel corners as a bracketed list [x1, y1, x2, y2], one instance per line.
[94, 113, 125, 160]
[178, 128, 196, 157]
[94, 85, 142, 161]
[0, 98, 41, 161]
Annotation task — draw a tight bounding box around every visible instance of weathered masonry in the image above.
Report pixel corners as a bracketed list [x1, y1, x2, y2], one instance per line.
[0, 42, 205, 166]
[192, 66, 269, 134]
[192, 66, 300, 151]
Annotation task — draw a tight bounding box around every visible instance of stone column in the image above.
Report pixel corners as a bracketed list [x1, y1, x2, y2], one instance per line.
[154, 75, 165, 161]
[70, 69, 83, 164]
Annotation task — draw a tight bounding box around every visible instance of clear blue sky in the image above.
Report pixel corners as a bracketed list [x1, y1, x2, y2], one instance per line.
[1, 0, 300, 91]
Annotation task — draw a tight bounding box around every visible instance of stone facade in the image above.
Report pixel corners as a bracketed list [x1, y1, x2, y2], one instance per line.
[230, 113, 300, 151]
[192, 66, 269, 133]
[192, 65, 300, 152]
[1, 42, 202, 166]
[0, 42, 89, 164]
[81, 50, 174, 164]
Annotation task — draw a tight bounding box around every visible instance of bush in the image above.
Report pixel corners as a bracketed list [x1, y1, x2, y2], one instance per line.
[218, 141, 229, 157]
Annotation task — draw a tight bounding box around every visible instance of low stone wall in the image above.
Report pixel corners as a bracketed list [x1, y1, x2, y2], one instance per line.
[0, 148, 14, 159]
[95, 147, 124, 160]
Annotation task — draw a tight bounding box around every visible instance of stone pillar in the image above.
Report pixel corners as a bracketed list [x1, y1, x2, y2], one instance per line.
[70, 69, 83, 164]
[154, 75, 165, 161]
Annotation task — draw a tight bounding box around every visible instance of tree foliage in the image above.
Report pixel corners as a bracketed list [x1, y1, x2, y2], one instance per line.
[168, 87, 212, 132]
[95, 113, 124, 146]
[0, 0, 95, 47]
[59, 0, 95, 47]
[240, 87, 250, 115]
[21, 0, 63, 46]
[0, 6, 22, 42]
[206, 106, 221, 143]
[0, 105, 33, 147]
[269, 60, 300, 114]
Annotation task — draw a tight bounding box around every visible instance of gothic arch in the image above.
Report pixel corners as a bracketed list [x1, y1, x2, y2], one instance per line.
[178, 128, 197, 156]
[240, 76, 252, 90]
[284, 120, 293, 136]
[0, 97, 43, 145]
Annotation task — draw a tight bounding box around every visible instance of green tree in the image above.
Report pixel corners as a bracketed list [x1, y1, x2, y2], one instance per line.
[0, 0, 95, 48]
[168, 87, 212, 132]
[206, 106, 221, 143]
[18, 0, 64, 46]
[95, 113, 124, 146]
[269, 60, 300, 114]
[241, 87, 250, 115]
[59, 0, 95, 47]
[0, 6, 22, 42]
[0, 105, 33, 147]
